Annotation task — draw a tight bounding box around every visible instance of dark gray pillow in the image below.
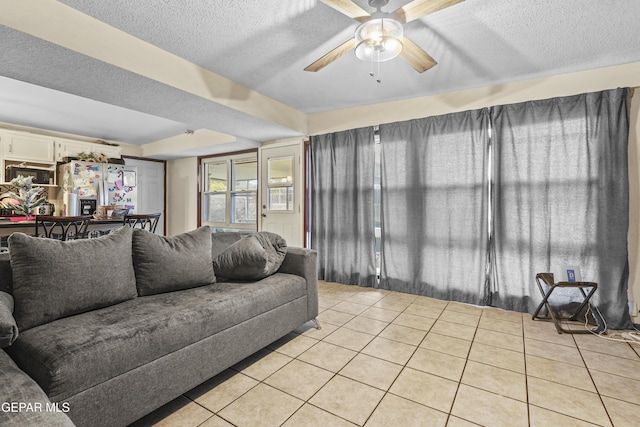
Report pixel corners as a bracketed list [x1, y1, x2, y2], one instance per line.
[8, 227, 137, 331]
[0, 253, 13, 294]
[132, 226, 215, 296]
[0, 291, 18, 348]
[214, 232, 287, 281]
[210, 232, 244, 259]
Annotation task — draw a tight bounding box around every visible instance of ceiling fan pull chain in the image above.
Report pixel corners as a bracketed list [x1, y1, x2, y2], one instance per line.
[370, 52, 375, 77]
[377, 51, 382, 83]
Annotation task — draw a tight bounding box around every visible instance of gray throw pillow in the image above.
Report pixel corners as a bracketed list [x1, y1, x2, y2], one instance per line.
[0, 253, 13, 294]
[214, 232, 287, 281]
[8, 226, 137, 331]
[132, 226, 216, 296]
[210, 232, 244, 259]
[0, 291, 18, 348]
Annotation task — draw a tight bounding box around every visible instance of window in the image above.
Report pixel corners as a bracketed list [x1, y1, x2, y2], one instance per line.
[267, 156, 294, 211]
[201, 153, 257, 229]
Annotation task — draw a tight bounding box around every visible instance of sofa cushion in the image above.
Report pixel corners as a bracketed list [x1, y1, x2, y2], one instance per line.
[0, 350, 75, 427]
[214, 232, 287, 281]
[6, 273, 307, 402]
[132, 226, 216, 296]
[8, 227, 137, 331]
[0, 291, 18, 347]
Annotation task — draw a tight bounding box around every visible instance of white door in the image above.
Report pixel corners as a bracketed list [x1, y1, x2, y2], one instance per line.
[260, 143, 303, 247]
[124, 158, 165, 235]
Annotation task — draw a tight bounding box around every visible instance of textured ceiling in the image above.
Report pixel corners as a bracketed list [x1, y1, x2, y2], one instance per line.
[0, 76, 189, 145]
[1, 0, 639, 158]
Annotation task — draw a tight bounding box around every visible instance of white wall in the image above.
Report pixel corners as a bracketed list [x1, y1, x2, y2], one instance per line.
[166, 157, 198, 236]
[308, 62, 640, 136]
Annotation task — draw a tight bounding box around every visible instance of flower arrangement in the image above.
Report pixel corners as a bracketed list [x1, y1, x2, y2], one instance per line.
[77, 151, 109, 163]
[0, 175, 46, 216]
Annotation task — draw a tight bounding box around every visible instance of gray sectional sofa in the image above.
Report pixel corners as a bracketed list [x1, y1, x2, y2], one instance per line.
[0, 227, 318, 427]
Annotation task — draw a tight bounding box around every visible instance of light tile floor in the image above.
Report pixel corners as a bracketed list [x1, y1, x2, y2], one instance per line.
[130, 281, 640, 427]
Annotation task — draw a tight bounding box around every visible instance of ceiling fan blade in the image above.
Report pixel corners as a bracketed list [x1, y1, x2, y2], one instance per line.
[392, 0, 464, 23]
[319, 0, 371, 23]
[400, 36, 437, 73]
[305, 38, 356, 72]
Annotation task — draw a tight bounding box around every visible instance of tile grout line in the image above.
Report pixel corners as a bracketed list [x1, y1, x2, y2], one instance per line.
[572, 333, 615, 427]
[286, 290, 412, 426]
[322, 288, 554, 426]
[271, 289, 409, 426]
[522, 312, 531, 427]
[173, 283, 637, 426]
[445, 306, 484, 427]
[320, 291, 537, 423]
[524, 315, 624, 426]
[315, 289, 464, 424]
[350, 308, 444, 418]
[360, 294, 447, 426]
[317, 285, 640, 426]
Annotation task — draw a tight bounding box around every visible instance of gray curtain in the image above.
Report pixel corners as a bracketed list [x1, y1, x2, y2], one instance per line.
[310, 127, 377, 287]
[379, 110, 490, 304]
[491, 88, 631, 329]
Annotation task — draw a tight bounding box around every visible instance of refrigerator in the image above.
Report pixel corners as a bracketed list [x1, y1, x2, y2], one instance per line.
[59, 161, 138, 216]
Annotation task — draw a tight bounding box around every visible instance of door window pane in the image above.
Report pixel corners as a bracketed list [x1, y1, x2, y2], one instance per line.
[268, 157, 293, 186]
[268, 187, 293, 211]
[267, 156, 293, 211]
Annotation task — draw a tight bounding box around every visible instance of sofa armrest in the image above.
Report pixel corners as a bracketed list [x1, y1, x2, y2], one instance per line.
[0, 350, 75, 426]
[278, 247, 318, 319]
[0, 291, 18, 348]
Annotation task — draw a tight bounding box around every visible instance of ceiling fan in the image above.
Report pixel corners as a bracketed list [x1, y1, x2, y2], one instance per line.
[305, 0, 464, 73]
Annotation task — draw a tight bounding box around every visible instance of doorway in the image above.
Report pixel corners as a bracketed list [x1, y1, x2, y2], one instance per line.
[124, 157, 166, 235]
[260, 143, 303, 246]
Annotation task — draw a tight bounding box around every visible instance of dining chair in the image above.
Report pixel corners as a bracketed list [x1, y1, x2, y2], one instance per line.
[35, 215, 92, 241]
[123, 213, 161, 233]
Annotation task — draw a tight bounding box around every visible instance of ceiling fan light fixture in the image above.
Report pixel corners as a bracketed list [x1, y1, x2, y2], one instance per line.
[354, 18, 403, 62]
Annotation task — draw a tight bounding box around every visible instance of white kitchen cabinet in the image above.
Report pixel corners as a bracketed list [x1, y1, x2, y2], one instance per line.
[0, 130, 122, 186]
[55, 139, 121, 162]
[1, 131, 55, 163]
